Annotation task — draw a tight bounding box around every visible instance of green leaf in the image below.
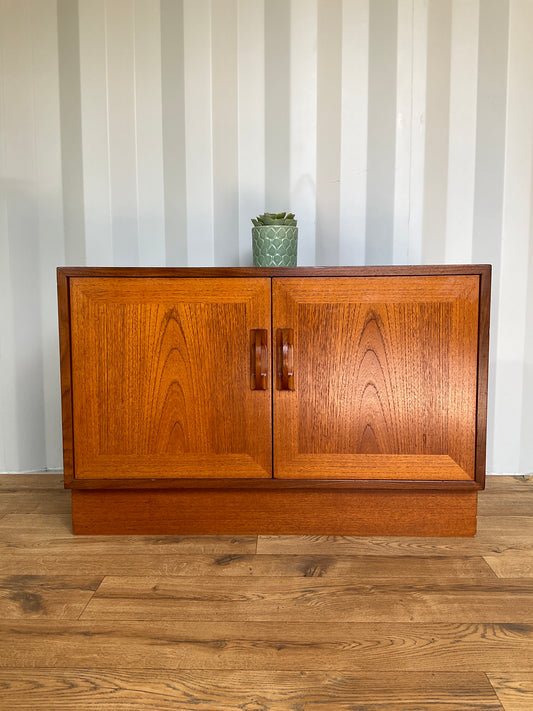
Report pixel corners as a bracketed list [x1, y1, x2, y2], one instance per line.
[253, 211, 297, 226]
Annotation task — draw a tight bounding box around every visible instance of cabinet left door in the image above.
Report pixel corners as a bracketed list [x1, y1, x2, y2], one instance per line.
[67, 277, 272, 480]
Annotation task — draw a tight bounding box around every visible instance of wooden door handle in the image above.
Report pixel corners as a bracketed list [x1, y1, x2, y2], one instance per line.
[250, 329, 268, 390]
[276, 328, 294, 390]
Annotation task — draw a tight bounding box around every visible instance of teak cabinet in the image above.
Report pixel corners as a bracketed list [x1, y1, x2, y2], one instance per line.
[57, 265, 491, 536]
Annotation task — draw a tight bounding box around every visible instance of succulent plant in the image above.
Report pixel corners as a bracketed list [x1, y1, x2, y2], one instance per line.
[252, 212, 297, 227]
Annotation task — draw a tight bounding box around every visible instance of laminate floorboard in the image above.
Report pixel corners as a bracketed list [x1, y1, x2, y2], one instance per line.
[0, 575, 101, 619]
[256, 534, 533, 557]
[0, 551, 496, 578]
[488, 673, 533, 710]
[484, 552, 533, 579]
[481, 476, 533, 491]
[478, 492, 533, 517]
[0, 474, 64, 489]
[0, 670, 504, 710]
[1, 620, 532, 671]
[80, 576, 533, 623]
[0, 473, 531, 711]
[0, 490, 71, 514]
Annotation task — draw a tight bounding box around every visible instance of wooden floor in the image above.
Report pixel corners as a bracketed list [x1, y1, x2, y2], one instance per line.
[0, 475, 532, 710]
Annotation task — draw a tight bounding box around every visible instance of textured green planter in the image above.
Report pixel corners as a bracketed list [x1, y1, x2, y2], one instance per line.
[252, 225, 298, 267]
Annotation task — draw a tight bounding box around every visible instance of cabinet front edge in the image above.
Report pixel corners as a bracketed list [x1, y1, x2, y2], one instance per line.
[57, 265, 492, 279]
[64, 477, 483, 492]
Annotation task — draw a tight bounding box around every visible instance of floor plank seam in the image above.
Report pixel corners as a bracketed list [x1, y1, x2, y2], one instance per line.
[1, 474, 533, 708]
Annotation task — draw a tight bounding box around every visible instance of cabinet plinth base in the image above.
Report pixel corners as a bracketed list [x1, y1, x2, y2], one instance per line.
[71, 488, 478, 537]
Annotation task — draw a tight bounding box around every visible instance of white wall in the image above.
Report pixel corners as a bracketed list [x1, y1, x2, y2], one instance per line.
[0, 0, 532, 474]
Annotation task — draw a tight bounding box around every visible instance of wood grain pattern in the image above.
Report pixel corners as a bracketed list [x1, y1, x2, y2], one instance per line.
[477, 516, 533, 538]
[71, 488, 478, 536]
[0, 670, 504, 709]
[479, 492, 533, 517]
[484, 553, 533, 579]
[1, 620, 532, 671]
[273, 275, 480, 482]
[489, 674, 533, 710]
[0, 473, 64, 489]
[0, 491, 71, 514]
[80, 576, 533, 623]
[484, 475, 533, 492]
[0, 534, 256, 559]
[0, 513, 72, 535]
[0, 575, 101, 619]
[69, 277, 272, 479]
[0, 552, 496, 579]
[255, 539, 533, 560]
[57, 266, 490, 535]
[0, 473, 532, 709]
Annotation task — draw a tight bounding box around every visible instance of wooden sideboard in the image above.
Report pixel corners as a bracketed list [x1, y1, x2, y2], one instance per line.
[57, 265, 491, 536]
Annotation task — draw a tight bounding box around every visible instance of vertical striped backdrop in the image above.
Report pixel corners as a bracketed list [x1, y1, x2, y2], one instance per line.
[1, 0, 532, 474]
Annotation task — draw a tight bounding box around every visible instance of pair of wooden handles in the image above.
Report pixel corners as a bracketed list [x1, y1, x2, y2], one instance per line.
[250, 329, 294, 391]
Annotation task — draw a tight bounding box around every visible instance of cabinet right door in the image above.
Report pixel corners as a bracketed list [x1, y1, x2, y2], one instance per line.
[272, 275, 481, 482]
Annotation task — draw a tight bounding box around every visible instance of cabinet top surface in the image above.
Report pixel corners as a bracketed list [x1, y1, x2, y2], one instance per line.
[58, 265, 491, 279]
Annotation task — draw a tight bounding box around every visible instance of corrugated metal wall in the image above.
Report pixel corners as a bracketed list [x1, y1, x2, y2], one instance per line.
[1, 0, 532, 474]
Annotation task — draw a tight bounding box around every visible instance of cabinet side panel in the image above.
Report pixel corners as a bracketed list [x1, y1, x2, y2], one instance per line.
[57, 270, 74, 486]
[475, 266, 491, 487]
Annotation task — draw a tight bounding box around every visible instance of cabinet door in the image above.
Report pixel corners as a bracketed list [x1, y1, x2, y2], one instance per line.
[69, 278, 271, 479]
[273, 276, 480, 482]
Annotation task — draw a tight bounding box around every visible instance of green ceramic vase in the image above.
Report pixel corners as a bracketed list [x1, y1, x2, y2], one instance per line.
[252, 225, 298, 267]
